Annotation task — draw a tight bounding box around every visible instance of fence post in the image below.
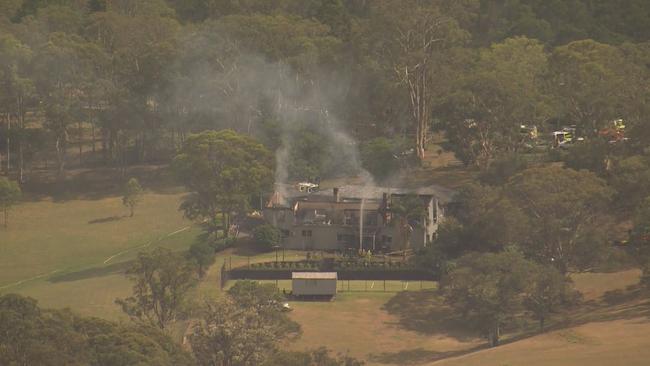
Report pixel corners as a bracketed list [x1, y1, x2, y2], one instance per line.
[383, 280, 386, 292]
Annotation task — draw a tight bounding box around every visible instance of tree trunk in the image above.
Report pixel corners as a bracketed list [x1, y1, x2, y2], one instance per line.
[91, 122, 96, 154]
[78, 120, 83, 166]
[18, 137, 23, 183]
[6, 112, 10, 175]
[55, 136, 66, 178]
[222, 211, 229, 239]
[18, 96, 25, 183]
[488, 323, 500, 347]
[404, 66, 428, 162]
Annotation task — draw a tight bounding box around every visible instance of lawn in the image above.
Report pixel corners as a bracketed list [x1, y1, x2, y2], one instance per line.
[286, 291, 482, 365]
[430, 317, 650, 366]
[0, 188, 309, 319]
[0, 192, 200, 318]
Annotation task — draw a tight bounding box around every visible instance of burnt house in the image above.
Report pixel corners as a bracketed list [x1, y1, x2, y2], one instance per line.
[263, 184, 453, 251]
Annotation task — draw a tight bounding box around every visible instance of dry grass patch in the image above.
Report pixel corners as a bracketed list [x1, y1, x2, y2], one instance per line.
[287, 291, 482, 366]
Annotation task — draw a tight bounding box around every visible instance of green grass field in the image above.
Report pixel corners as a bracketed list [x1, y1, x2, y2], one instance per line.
[0, 192, 200, 318]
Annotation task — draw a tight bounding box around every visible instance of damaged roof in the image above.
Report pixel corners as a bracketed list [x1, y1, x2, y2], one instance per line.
[272, 183, 455, 204]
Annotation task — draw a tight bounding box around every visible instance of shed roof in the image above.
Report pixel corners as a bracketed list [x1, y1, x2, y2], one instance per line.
[292, 272, 338, 280]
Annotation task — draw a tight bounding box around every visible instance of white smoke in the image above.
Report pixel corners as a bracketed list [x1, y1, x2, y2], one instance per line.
[171, 29, 377, 204]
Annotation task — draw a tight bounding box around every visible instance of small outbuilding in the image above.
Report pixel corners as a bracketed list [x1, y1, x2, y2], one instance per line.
[291, 272, 337, 299]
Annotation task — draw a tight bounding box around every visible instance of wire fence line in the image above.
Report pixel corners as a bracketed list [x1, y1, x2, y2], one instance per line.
[224, 279, 437, 293]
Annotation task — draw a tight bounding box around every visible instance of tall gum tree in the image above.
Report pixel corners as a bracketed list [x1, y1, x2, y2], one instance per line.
[370, 0, 468, 161]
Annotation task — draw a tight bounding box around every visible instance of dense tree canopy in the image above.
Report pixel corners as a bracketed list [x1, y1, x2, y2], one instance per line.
[0, 294, 194, 366]
[116, 247, 195, 330]
[173, 130, 273, 237]
[190, 281, 300, 366]
[0, 0, 647, 182]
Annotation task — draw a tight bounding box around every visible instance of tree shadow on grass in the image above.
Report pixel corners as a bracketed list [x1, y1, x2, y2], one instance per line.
[47, 260, 133, 283]
[368, 348, 459, 365]
[87, 215, 125, 224]
[382, 290, 476, 341]
[376, 278, 650, 365]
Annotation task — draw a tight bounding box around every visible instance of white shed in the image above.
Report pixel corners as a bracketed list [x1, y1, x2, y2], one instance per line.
[291, 272, 337, 298]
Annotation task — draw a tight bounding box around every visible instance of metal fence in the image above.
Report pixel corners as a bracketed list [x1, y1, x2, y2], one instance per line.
[230, 279, 437, 293]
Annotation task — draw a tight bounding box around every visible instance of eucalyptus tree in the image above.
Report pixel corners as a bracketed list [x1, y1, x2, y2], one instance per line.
[369, 0, 468, 161]
[173, 130, 273, 238]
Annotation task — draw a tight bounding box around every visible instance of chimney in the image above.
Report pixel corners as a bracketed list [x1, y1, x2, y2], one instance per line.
[333, 187, 340, 202]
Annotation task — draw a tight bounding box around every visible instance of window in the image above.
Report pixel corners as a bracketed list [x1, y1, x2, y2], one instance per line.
[344, 213, 352, 225]
[365, 212, 378, 226]
[383, 235, 392, 244]
[338, 234, 354, 244]
[302, 230, 312, 237]
[281, 229, 290, 238]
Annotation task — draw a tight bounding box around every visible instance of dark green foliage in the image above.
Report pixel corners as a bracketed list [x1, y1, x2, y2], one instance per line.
[524, 265, 579, 331]
[0, 177, 21, 228]
[187, 239, 216, 278]
[610, 155, 650, 210]
[562, 139, 611, 175]
[227, 280, 286, 309]
[88, 0, 106, 12]
[390, 194, 428, 250]
[443, 37, 551, 169]
[506, 166, 613, 272]
[264, 348, 364, 366]
[437, 166, 613, 273]
[253, 224, 282, 251]
[414, 244, 448, 277]
[629, 197, 650, 269]
[360, 137, 405, 182]
[441, 251, 536, 347]
[173, 130, 273, 238]
[191, 281, 300, 366]
[479, 153, 529, 186]
[442, 250, 578, 345]
[116, 248, 195, 330]
[435, 184, 529, 257]
[0, 294, 193, 366]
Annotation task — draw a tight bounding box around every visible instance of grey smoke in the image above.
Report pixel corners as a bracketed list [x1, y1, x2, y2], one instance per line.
[171, 31, 377, 199]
